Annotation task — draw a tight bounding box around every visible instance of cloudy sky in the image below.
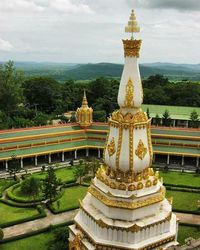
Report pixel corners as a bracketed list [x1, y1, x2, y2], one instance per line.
[0, 0, 200, 63]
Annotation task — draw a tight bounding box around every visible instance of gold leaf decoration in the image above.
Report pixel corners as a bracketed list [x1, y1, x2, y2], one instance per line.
[123, 39, 142, 58]
[107, 137, 116, 157]
[135, 139, 147, 160]
[124, 78, 134, 108]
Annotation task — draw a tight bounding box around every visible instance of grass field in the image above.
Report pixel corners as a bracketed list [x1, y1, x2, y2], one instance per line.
[51, 185, 88, 212]
[160, 171, 200, 188]
[166, 190, 200, 212]
[32, 167, 75, 183]
[178, 225, 200, 245]
[0, 202, 39, 226]
[0, 231, 54, 250]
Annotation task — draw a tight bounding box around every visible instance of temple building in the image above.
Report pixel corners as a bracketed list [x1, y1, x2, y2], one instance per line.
[68, 10, 178, 250]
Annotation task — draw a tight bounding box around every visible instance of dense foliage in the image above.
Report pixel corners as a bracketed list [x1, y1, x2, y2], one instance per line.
[48, 227, 69, 250]
[0, 61, 199, 129]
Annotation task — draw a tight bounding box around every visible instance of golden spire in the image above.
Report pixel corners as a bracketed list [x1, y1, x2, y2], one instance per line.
[76, 90, 93, 128]
[125, 9, 140, 39]
[82, 89, 88, 107]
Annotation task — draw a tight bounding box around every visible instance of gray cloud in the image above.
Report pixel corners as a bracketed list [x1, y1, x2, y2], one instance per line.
[127, 0, 200, 11]
[0, 0, 199, 63]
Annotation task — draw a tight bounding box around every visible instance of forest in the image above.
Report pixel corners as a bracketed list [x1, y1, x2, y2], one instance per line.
[0, 61, 199, 129]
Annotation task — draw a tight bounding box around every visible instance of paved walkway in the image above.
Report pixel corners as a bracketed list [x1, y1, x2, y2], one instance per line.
[175, 212, 200, 225]
[2, 211, 200, 240]
[2, 209, 78, 240]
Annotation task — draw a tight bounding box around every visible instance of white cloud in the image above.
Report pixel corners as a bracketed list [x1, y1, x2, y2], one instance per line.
[0, 38, 13, 51]
[0, 0, 44, 12]
[49, 0, 94, 14]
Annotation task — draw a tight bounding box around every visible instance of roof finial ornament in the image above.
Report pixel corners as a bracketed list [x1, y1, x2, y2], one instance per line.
[125, 9, 140, 39]
[82, 89, 88, 107]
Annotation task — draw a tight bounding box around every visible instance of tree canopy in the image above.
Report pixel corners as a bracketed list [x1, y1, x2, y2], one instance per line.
[0, 61, 199, 129]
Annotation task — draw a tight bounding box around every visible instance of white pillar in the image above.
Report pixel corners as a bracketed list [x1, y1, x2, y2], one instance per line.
[35, 156, 38, 166]
[48, 154, 51, 164]
[86, 148, 89, 157]
[167, 154, 170, 165]
[20, 158, 23, 168]
[74, 150, 77, 160]
[98, 149, 101, 158]
[186, 120, 189, 128]
[173, 119, 176, 127]
[197, 157, 199, 168]
[5, 161, 8, 171]
[181, 155, 184, 166]
[62, 152, 64, 162]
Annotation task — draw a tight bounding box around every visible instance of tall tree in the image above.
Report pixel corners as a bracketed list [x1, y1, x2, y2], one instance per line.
[0, 61, 24, 115]
[154, 114, 161, 126]
[23, 77, 61, 114]
[43, 167, 59, 203]
[189, 110, 199, 128]
[162, 110, 171, 126]
[73, 160, 88, 185]
[8, 156, 21, 180]
[87, 158, 100, 178]
[21, 177, 41, 201]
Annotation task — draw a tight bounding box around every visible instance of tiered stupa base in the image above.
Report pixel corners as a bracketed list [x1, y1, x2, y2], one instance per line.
[69, 167, 178, 250]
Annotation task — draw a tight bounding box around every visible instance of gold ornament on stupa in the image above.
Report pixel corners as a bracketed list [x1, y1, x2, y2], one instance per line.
[76, 90, 93, 128]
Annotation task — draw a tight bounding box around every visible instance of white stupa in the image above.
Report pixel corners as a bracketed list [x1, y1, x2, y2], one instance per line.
[69, 10, 178, 250]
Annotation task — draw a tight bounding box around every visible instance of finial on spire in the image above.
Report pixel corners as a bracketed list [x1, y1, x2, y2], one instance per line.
[82, 89, 88, 107]
[125, 9, 140, 39]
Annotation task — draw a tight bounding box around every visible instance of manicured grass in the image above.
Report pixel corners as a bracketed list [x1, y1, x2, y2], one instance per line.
[160, 171, 200, 188]
[51, 185, 88, 212]
[0, 179, 17, 197]
[178, 225, 200, 245]
[166, 190, 200, 212]
[32, 167, 75, 183]
[0, 202, 39, 226]
[0, 230, 54, 250]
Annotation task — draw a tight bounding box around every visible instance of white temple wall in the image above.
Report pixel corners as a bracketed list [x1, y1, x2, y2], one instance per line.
[90, 194, 162, 221]
[76, 207, 173, 245]
[118, 57, 142, 109]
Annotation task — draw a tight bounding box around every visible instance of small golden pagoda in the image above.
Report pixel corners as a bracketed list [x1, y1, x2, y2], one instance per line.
[76, 90, 93, 128]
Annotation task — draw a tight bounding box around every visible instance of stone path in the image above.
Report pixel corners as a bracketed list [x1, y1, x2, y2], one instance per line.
[2, 211, 200, 241]
[175, 212, 200, 225]
[2, 209, 78, 240]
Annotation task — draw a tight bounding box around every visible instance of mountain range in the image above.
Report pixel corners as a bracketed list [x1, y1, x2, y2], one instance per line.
[2, 61, 200, 81]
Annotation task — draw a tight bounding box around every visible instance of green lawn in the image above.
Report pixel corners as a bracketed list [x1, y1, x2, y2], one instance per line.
[0, 179, 17, 197]
[160, 171, 200, 188]
[32, 167, 75, 183]
[166, 190, 200, 212]
[51, 185, 88, 212]
[0, 202, 39, 226]
[178, 225, 200, 245]
[0, 231, 54, 250]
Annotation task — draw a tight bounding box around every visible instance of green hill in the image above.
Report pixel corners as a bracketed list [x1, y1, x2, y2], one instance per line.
[1, 61, 200, 81]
